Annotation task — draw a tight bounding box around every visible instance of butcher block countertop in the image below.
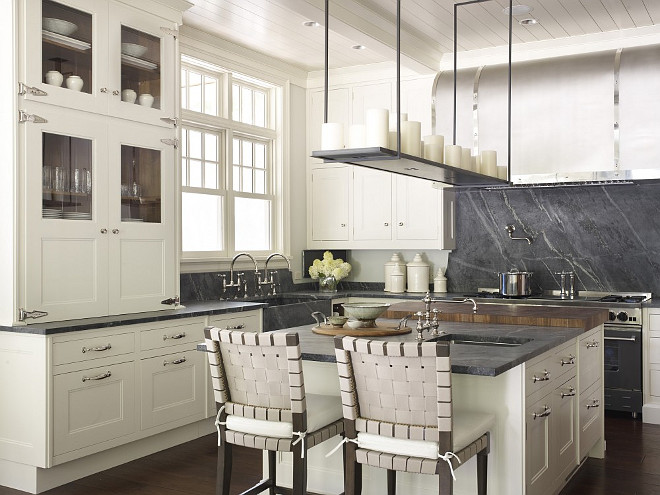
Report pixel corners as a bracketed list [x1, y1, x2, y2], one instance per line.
[384, 300, 609, 331]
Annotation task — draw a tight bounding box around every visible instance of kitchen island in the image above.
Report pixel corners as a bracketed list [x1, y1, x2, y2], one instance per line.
[255, 310, 607, 495]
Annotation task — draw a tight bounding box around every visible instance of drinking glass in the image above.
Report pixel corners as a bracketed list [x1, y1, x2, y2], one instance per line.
[42, 166, 53, 190]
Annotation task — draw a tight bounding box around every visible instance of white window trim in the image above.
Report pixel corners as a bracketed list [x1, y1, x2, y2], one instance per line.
[179, 51, 291, 273]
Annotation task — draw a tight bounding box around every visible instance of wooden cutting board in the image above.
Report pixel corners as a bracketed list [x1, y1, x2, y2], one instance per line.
[312, 323, 412, 337]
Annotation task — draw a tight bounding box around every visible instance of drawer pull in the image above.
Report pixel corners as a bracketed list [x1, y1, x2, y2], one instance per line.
[82, 343, 112, 353]
[533, 405, 552, 419]
[533, 370, 551, 383]
[225, 324, 245, 330]
[560, 387, 576, 398]
[586, 341, 599, 349]
[560, 354, 575, 366]
[163, 357, 187, 366]
[82, 371, 112, 382]
[586, 399, 600, 409]
[163, 332, 186, 341]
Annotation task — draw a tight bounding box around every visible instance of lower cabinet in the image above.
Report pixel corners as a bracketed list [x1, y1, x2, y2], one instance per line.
[53, 360, 136, 456]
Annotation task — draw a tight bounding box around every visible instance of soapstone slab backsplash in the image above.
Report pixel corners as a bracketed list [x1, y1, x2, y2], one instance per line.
[446, 183, 660, 295]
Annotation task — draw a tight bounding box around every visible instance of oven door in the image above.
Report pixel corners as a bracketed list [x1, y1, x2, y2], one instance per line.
[603, 325, 641, 391]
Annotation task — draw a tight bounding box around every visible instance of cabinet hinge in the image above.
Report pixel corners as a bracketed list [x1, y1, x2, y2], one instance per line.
[18, 110, 48, 124]
[161, 295, 180, 306]
[18, 82, 48, 97]
[160, 26, 178, 38]
[160, 116, 179, 127]
[160, 138, 179, 149]
[18, 308, 48, 322]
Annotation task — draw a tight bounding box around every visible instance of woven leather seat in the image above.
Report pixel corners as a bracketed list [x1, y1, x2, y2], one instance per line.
[205, 328, 344, 495]
[334, 336, 493, 495]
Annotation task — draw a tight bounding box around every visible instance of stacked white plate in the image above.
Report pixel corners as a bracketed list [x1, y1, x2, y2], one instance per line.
[42, 208, 62, 219]
[63, 211, 91, 220]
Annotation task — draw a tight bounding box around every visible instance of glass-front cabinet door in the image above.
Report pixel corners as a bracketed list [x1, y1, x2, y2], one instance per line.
[23, 0, 108, 114]
[108, 2, 176, 126]
[107, 122, 175, 314]
[23, 103, 110, 322]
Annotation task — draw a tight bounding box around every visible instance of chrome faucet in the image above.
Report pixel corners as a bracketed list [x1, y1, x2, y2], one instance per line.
[225, 252, 260, 299]
[263, 253, 291, 296]
[555, 271, 577, 299]
[414, 292, 478, 341]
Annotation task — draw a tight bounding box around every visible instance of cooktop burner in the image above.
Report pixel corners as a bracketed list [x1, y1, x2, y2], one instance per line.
[463, 291, 542, 299]
[598, 295, 647, 304]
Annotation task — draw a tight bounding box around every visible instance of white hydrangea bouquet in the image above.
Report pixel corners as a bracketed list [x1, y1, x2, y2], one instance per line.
[309, 251, 351, 292]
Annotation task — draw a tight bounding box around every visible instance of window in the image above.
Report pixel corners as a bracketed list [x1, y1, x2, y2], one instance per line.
[180, 57, 280, 261]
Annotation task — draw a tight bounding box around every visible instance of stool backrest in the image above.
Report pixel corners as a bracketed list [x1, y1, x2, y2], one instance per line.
[334, 337, 452, 452]
[205, 328, 306, 429]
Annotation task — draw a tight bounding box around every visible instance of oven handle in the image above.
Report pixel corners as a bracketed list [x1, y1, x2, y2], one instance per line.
[604, 336, 637, 342]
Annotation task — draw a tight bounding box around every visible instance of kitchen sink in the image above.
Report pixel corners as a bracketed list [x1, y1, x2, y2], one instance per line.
[428, 334, 532, 347]
[255, 295, 332, 331]
[253, 295, 320, 306]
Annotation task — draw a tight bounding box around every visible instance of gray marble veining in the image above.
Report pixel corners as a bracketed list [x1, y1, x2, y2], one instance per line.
[447, 183, 660, 295]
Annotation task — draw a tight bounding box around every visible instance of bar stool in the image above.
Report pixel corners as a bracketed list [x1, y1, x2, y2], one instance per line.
[334, 336, 493, 495]
[204, 327, 345, 495]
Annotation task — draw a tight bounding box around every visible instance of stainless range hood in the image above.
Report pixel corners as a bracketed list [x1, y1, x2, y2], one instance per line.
[313, 0, 512, 188]
[312, 147, 506, 186]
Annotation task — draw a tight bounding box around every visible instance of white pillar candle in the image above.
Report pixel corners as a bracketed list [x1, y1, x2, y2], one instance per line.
[461, 148, 472, 170]
[497, 166, 508, 180]
[401, 121, 422, 156]
[348, 124, 366, 148]
[445, 145, 462, 167]
[321, 122, 344, 150]
[472, 155, 481, 173]
[388, 131, 398, 150]
[481, 150, 498, 176]
[389, 112, 408, 131]
[423, 135, 444, 162]
[365, 108, 389, 148]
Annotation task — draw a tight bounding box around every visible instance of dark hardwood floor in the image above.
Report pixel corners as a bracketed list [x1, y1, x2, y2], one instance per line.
[1, 412, 659, 495]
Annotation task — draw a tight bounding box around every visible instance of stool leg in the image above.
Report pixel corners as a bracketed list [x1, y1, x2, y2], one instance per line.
[345, 443, 361, 495]
[439, 463, 453, 495]
[292, 447, 307, 495]
[477, 450, 488, 495]
[387, 469, 396, 495]
[268, 450, 277, 495]
[217, 441, 232, 495]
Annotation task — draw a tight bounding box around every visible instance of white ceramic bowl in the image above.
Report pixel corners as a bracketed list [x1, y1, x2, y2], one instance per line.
[43, 18, 78, 36]
[341, 302, 390, 321]
[121, 43, 148, 58]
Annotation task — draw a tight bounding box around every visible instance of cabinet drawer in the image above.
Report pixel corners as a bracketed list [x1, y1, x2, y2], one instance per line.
[579, 379, 603, 461]
[209, 311, 261, 332]
[53, 361, 136, 456]
[578, 331, 602, 392]
[649, 313, 660, 331]
[140, 320, 205, 351]
[53, 332, 135, 366]
[650, 338, 660, 365]
[140, 349, 205, 430]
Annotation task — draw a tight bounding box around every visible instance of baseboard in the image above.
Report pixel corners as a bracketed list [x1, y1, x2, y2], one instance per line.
[0, 418, 215, 494]
[642, 403, 660, 424]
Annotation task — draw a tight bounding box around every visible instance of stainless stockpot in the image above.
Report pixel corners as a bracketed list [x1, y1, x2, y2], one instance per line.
[498, 269, 533, 296]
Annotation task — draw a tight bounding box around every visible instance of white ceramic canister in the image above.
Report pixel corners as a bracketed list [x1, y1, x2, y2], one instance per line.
[121, 89, 137, 103]
[406, 253, 430, 293]
[384, 253, 404, 292]
[434, 268, 448, 293]
[390, 263, 405, 294]
[138, 93, 154, 108]
[45, 70, 63, 86]
[65, 75, 83, 91]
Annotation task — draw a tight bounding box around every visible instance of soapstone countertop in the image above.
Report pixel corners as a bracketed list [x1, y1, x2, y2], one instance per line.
[251, 319, 586, 377]
[0, 300, 268, 335]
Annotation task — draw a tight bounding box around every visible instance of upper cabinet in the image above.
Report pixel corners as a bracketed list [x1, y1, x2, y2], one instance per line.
[21, 0, 177, 126]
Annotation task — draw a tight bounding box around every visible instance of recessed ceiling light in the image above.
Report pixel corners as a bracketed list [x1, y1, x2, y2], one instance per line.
[519, 17, 538, 25]
[503, 4, 533, 16]
[302, 21, 320, 27]
[352, 44, 366, 50]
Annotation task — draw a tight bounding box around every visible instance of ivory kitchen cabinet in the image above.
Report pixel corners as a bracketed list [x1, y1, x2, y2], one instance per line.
[309, 164, 350, 242]
[21, 102, 176, 322]
[20, 0, 178, 126]
[643, 309, 660, 424]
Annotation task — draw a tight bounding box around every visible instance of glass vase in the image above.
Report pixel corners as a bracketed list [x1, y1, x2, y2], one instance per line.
[319, 275, 338, 293]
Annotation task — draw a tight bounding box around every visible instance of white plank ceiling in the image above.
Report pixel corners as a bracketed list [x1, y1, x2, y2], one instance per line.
[182, 0, 660, 72]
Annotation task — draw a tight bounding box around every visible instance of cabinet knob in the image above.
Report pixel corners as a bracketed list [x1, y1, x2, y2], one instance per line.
[398, 222, 404, 226]
[341, 223, 346, 227]
[100, 87, 108, 93]
[384, 222, 389, 226]
[112, 90, 119, 96]
[100, 228, 107, 234]
[112, 229, 119, 234]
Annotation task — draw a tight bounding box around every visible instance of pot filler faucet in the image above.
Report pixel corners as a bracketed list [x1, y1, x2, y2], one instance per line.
[414, 291, 478, 341]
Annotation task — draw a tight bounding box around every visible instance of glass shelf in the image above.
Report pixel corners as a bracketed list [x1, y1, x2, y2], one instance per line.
[121, 54, 158, 71]
[42, 30, 91, 52]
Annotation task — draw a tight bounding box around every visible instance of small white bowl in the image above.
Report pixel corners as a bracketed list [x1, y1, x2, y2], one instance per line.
[121, 43, 148, 58]
[43, 18, 78, 37]
[346, 319, 363, 329]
